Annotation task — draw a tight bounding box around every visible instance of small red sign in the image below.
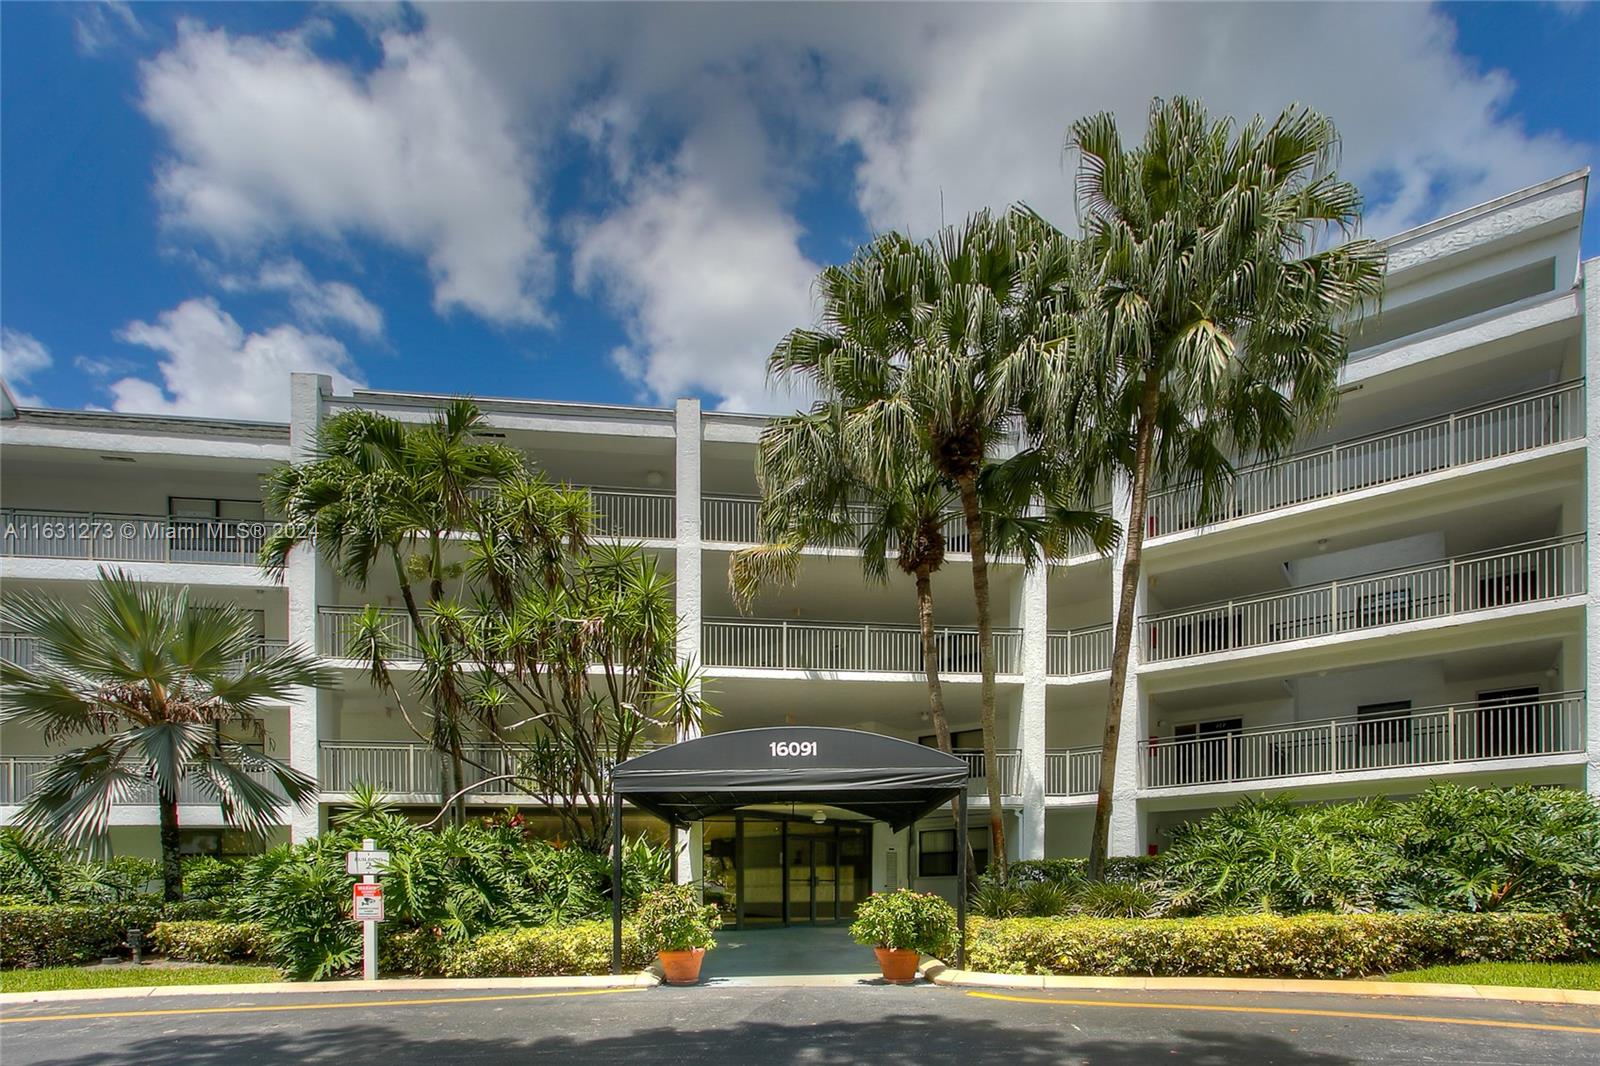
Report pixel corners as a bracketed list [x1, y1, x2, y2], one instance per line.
[353, 882, 384, 922]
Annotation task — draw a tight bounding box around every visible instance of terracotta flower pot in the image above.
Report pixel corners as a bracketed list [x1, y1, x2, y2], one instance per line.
[873, 946, 920, 984]
[658, 947, 707, 985]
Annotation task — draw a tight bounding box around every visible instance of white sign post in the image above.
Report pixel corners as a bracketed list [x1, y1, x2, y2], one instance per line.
[348, 838, 387, 981]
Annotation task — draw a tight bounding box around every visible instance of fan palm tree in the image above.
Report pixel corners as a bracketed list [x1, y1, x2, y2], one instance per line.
[0, 570, 330, 900]
[260, 399, 534, 822]
[1055, 97, 1385, 878]
[767, 214, 1107, 877]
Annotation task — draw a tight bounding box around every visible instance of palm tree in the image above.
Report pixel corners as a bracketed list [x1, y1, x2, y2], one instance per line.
[0, 570, 329, 900]
[1058, 97, 1385, 878]
[767, 215, 1106, 878]
[261, 399, 530, 822]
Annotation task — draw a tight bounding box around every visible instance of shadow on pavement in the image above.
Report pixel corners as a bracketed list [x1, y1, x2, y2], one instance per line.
[17, 1015, 1360, 1066]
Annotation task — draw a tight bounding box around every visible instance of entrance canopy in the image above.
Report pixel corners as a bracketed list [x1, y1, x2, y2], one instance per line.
[611, 726, 967, 829]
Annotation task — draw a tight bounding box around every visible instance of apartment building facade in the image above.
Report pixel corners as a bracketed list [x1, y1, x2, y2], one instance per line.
[2, 170, 1596, 922]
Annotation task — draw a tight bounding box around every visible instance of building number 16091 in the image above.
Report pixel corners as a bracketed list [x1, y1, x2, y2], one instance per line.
[769, 741, 818, 757]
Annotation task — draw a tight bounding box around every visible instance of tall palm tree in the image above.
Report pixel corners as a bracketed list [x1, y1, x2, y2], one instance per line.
[0, 570, 329, 900]
[1058, 97, 1385, 878]
[767, 215, 1106, 878]
[261, 399, 530, 822]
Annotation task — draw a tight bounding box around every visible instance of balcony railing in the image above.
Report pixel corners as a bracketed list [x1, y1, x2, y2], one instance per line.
[588, 488, 675, 541]
[0, 756, 285, 806]
[701, 495, 973, 552]
[318, 741, 649, 797]
[1046, 746, 1102, 797]
[1143, 692, 1587, 789]
[1, 634, 289, 672]
[318, 607, 420, 659]
[1143, 536, 1586, 663]
[956, 749, 1021, 799]
[702, 618, 1023, 675]
[1146, 382, 1586, 538]
[0, 510, 269, 565]
[1046, 625, 1112, 676]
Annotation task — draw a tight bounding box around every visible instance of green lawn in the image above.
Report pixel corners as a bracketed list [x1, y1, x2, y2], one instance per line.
[1382, 961, 1600, 991]
[0, 964, 281, 993]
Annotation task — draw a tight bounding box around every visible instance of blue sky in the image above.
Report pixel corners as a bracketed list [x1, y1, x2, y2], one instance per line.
[2, 2, 1596, 420]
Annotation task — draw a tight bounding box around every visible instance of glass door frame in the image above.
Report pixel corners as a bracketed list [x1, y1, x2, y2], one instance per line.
[724, 812, 869, 930]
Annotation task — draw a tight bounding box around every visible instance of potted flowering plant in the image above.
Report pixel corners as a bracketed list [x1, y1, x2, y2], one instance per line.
[636, 884, 722, 984]
[849, 889, 956, 983]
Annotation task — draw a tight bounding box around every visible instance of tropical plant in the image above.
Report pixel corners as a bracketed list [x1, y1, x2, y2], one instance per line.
[265, 401, 710, 847]
[634, 883, 721, 954]
[0, 570, 326, 900]
[767, 213, 1114, 878]
[1052, 97, 1386, 877]
[849, 888, 957, 956]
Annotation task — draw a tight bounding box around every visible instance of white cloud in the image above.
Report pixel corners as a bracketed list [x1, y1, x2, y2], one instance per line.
[74, 1, 143, 58]
[220, 258, 384, 339]
[414, 3, 1592, 410]
[139, 21, 551, 325]
[111, 298, 364, 420]
[0, 328, 53, 406]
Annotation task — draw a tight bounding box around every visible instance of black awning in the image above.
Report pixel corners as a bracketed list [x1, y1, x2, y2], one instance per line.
[610, 726, 967, 829]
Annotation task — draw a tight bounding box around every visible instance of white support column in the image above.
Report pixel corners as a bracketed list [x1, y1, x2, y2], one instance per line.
[1107, 475, 1147, 857]
[288, 373, 333, 843]
[1581, 258, 1600, 796]
[1017, 563, 1049, 860]
[673, 398, 704, 882]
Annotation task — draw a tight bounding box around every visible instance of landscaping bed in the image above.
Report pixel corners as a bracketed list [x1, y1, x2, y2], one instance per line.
[0, 962, 280, 993]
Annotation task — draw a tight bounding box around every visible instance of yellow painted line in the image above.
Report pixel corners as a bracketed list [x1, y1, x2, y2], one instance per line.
[967, 990, 1600, 1036]
[1, 985, 646, 1025]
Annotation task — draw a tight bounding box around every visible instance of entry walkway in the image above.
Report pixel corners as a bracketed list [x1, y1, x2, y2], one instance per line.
[704, 925, 878, 979]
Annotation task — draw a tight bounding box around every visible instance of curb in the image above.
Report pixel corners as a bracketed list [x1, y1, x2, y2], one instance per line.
[0, 971, 660, 1007]
[917, 961, 1600, 1007]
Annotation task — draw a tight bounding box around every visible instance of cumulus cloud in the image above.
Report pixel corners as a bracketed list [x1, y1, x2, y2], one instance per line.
[219, 258, 384, 339]
[0, 328, 53, 406]
[415, 2, 1591, 410]
[139, 21, 551, 325]
[111, 298, 364, 420]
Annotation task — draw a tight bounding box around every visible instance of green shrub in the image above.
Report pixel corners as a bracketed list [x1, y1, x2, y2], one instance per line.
[850, 889, 956, 957]
[181, 857, 246, 905]
[1070, 880, 1160, 919]
[1008, 857, 1159, 887]
[1020, 882, 1072, 918]
[442, 921, 649, 977]
[150, 921, 270, 964]
[634, 884, 721, 954]
[966, 912, 1572, 978]
[379, 926, 451, 976]
[160, 899, 229, 921]
[972, 882, 1026, 919]
[0, 903, 164, 969]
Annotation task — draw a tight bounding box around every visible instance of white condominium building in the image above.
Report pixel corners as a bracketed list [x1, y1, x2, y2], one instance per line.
[2, 170, 1596, 924]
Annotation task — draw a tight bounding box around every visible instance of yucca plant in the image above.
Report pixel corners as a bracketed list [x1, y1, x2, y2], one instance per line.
[0, 569, 328, 900]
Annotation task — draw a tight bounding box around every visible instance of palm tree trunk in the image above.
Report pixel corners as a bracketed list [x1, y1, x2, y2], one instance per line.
[1089, 374, 1160, 881]
[916, 568, 978, 884]
[158, 790, 183, 903]
[956, 473, 1006, 880]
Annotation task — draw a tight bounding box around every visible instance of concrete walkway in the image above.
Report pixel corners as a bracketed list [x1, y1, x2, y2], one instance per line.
[703, 925, 879, 980]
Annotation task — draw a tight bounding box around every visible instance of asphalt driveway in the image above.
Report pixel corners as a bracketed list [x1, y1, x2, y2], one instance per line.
[2, 983, 1596, 1065]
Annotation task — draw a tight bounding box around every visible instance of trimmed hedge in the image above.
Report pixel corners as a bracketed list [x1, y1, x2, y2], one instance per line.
[442, 921, 649, 977]
[150, 921, 271, 964]
[380, 927, 451, 976]
[966, 912, 1571, 979]
[1006, 857, 1164, 886]
[0, 904, 164, 969]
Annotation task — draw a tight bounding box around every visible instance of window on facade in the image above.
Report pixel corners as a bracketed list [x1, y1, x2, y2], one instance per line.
[1475, 687, 1542, 758]
[178, 828, 266, 858]
[1356, 701, 1413, 747]
[918, 729, 984, 751]
[918, 828, 988, 878]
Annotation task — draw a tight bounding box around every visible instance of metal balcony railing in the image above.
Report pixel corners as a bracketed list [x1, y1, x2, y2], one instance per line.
[318, 607, 420, 659]
[317, 741, 648, 797]
[1142, 535, 1586, 663]
[1, 634, 289, 672]
[1046, 625, 1112, 676]
[1146, 382, 1586, 538]
[702, 618, 1023, 675]
[587, 488, 675, 541]
[0, 756, 285, 806]
[1143, 692, 1587, 789]
[700, 495, 973, 552]
[956, 749, 1021, 799]
[1045, 747, 1102, 797]
[0, 510, 269, 565]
